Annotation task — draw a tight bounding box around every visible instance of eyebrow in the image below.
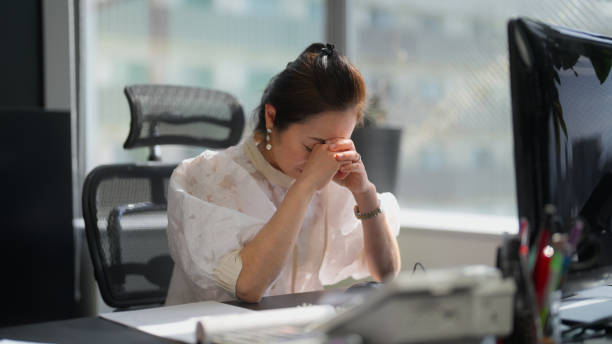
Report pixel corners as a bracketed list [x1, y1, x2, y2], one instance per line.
[307, 136, 326, 144]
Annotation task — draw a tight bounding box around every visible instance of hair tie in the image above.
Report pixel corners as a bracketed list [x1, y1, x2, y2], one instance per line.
[321, 43, 335, 56]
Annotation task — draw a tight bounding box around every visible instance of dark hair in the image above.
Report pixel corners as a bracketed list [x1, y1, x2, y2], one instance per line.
[254, 43, 366, 134]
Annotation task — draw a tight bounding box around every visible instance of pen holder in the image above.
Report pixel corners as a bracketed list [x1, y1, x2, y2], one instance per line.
[535, 231, 569, 344]
[496, 235, 540, 344]
[504, 211, 583, 344]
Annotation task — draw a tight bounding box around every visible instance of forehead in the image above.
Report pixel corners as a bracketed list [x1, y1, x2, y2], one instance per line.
[294, 108, 358, 139]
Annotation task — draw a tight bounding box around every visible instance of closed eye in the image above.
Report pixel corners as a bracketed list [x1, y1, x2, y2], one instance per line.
[304, 145, 312, 152]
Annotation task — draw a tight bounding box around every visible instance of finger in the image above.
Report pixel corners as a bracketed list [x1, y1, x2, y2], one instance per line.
[334, 151, 360, 162]
[333, 170, 348, 180]
[327, 138, 355, 152]
[338, 161, 352, 170]
[339, 163, 362, 174]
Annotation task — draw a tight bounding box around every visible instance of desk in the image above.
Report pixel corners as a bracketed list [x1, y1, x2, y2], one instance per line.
[0, 290, 331, 344]
[3, 289, 612, 344]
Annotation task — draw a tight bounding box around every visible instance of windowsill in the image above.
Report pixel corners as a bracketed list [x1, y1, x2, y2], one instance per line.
[399, 208, 518, 236]
[75, 209, 519, 237]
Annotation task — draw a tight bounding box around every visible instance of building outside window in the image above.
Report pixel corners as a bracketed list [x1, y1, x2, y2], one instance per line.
[348, 0, 612, 225]
[81, 0, 324, 169]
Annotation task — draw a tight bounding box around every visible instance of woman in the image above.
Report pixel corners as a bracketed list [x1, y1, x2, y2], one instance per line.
[166, 43, 401, 305]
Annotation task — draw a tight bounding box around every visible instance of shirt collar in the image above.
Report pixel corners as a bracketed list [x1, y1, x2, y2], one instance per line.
[243, 136, 295, 188]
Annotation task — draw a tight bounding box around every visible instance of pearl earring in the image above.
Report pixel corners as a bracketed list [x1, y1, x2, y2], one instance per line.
[265, 128, 272, 151]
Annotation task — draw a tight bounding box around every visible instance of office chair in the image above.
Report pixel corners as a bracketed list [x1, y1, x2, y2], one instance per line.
[83, 84, 245, 308]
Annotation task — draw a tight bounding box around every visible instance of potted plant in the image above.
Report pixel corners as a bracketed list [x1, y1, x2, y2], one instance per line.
[352, 93, 402, 194]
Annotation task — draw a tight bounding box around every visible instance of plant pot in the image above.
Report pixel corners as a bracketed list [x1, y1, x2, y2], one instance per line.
[351, 126, 402, 194]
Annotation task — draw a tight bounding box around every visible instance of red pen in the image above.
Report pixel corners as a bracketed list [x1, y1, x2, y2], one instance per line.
[519, 218, 529, 257]
[533, 240, 553, 308]
[532, 205, 556, 309]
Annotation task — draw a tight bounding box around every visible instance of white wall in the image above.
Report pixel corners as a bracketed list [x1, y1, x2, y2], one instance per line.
[398, 227, 502, 271]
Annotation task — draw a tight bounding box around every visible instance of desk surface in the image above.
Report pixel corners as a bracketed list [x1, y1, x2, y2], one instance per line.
[3, 289, 612, 344]
[0, 290, 331, 344]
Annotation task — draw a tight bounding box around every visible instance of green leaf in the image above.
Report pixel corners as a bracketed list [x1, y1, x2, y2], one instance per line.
[590, 56, 612, 84]
[553, 101, 568, 138]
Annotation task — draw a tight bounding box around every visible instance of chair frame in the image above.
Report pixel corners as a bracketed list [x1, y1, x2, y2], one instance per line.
[82, 163, 177, 308]
[123, 85, 245, 155]
[83, 84, 245, 308]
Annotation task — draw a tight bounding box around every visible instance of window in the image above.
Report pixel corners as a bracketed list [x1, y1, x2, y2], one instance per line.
[81, 0, 324, 172]
[347, 0, 612, 221]
[80, 0, 612, 230]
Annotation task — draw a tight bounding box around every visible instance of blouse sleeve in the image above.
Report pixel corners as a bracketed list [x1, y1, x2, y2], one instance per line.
[213, 249, 243, 296]
[166, 154, 272, 294]
[319, 185, 401, 286]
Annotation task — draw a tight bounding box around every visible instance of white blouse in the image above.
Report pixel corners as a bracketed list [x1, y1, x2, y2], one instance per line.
[165, 137, 400, 305]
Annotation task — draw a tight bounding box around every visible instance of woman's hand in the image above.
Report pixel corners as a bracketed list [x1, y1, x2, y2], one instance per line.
[327, 138, 372, 195]
[328, 138, 401, 281]
[296, 143, 342, 191]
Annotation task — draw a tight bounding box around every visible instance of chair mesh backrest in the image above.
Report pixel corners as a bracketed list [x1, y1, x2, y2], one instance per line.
[82, 164, 176, 308]
[123, 84, 245, 149]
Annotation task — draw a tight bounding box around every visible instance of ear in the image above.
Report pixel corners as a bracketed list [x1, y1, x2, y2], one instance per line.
[264, 104, 276, 130]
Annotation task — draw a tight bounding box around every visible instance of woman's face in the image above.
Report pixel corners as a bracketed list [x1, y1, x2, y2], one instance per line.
[263, 106, 359, 180]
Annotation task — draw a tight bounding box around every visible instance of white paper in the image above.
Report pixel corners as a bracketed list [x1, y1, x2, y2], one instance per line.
[565, 285, 612, 300]
[100, 301, 252, 343]
[560, 298, 612, 323]
[561, 286, 612, 323]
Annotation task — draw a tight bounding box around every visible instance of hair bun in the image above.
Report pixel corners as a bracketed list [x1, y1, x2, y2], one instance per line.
[253, 42, 365, 136]
[320, 43, 335, 56]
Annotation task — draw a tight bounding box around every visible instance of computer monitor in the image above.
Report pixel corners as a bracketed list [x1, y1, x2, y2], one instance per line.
[508, 18, 612, 291]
